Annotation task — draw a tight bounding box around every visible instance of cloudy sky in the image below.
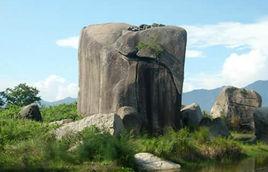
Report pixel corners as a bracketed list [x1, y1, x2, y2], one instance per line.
[1, 0, 268, 101]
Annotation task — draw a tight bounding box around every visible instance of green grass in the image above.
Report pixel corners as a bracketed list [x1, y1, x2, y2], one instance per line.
[1, 104, 268, 171]
[40, 103, 81, 122]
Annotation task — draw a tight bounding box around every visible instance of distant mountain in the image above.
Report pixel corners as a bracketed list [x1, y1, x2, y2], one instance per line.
[41, 97, 77, 107]
[182, 80, 268, 112]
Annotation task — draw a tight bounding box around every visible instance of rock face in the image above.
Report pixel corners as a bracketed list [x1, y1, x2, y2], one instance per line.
[54, 113, 124, 139]
[254, 107, 268, 142]
[134, 152, 181, 172]
[181, 103, 202, 128]
[117, 106, 142, 133]
[19, 103, 42, 121]
[78, 23, 187, 133]
[210, 86, 262, 131]
[199, 117, 230, 137]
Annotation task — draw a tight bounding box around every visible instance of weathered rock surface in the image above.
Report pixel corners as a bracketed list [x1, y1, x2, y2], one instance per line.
[19, 103, 42, 121]
[78, 23, 187, 133]
[49, 119, 73, 126]
[117, 106, 141, 133]
[54, 113, 124, 139]
[199, 117, 230, 137]
[254, 107, 268, 143]
[210, 86, 262, 131]
[181, 103, 202, 128]
[134, 152, 181, 172]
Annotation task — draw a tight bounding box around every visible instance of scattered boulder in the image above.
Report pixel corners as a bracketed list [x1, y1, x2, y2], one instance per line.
[181, 103, 202, 128]
[78, 23, 187, 134]
[134, 152, 181, 172]
[254, 107, 268, 143]
[117, 106, 142, 133]
[49, 119, 73, 126]
[210, 86, 262, 131]
[199, 117, 230, 137]
[19, 103, 42, 121]
[54, 113, 124, 139]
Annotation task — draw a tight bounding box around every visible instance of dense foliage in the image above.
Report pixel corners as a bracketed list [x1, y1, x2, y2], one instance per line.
[40, 103, 81, 122]
[1, 83, 41, 107]
[0, 103, 268, 171]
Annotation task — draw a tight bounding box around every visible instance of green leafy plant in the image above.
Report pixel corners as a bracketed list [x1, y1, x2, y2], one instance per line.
[136, 37, 164, 58]
[2, 83, 41, 107]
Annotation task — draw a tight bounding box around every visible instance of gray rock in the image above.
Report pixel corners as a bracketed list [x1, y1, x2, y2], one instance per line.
[181, 103, 202, 128]
[117, 106, 141, 133]
[199, 117, 230, 137]
[254, 107, 268, 143]
[19, 103, 42, 121]
[54, 113, 124, 139]
[134, 152, 181, 172]
[78, 23, 186, 134]
[49, 119, 73, 126]
[211, 86, 262, 131]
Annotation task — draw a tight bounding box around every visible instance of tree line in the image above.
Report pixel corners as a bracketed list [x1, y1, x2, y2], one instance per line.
[0, 83, 40, 107]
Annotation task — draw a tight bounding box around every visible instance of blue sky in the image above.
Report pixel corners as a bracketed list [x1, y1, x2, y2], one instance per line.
[1, 0, 268, 101]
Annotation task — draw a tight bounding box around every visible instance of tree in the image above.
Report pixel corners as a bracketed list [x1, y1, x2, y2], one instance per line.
[2, 83, 41, 106]
[0, 91, 4, 107]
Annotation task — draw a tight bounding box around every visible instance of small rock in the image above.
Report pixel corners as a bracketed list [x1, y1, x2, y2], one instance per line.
[199, 117, 230, 137]
[254, 107, 268, 143]
[181, 103, 202, 128]
[19, 103, 42, 121]
[54, 113, 124, 139]
[117, 106, 142, 133]
[134, 152, 181, 171]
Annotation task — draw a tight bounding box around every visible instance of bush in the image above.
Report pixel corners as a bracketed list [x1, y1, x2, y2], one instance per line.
[136, 37, 164, 57]
[0, 119, 53, 146]
[75, 127, 135, 167]
[0, 105, 20, 119]
[132, 127, 244, 164]
[41, 103, 81, 122]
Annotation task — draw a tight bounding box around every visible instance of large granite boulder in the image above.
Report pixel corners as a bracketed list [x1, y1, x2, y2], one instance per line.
[54, 113, 124, 139]
[19, 103, 42, 121]
[210, 86, 262, 131]
[78, 23, 187, 134]
[181, 103, 202, 128]
[134, 152, 181, 171]
[199, 117, 230, 137]
[254, 107, 268, 143]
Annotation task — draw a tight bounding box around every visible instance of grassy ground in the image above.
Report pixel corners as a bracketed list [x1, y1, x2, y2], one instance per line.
[1, 104, 268, 171]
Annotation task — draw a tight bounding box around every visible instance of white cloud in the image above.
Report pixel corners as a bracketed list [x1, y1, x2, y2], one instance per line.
[56, 36, 79, 49]
[183, 18, 268, 92]
[186, 49, 204, 58]
[34, 75, 78, 101]
[0, 75, 21, 92]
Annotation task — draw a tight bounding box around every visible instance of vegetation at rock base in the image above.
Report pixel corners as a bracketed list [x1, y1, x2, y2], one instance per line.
[0, 104, 268, 171]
